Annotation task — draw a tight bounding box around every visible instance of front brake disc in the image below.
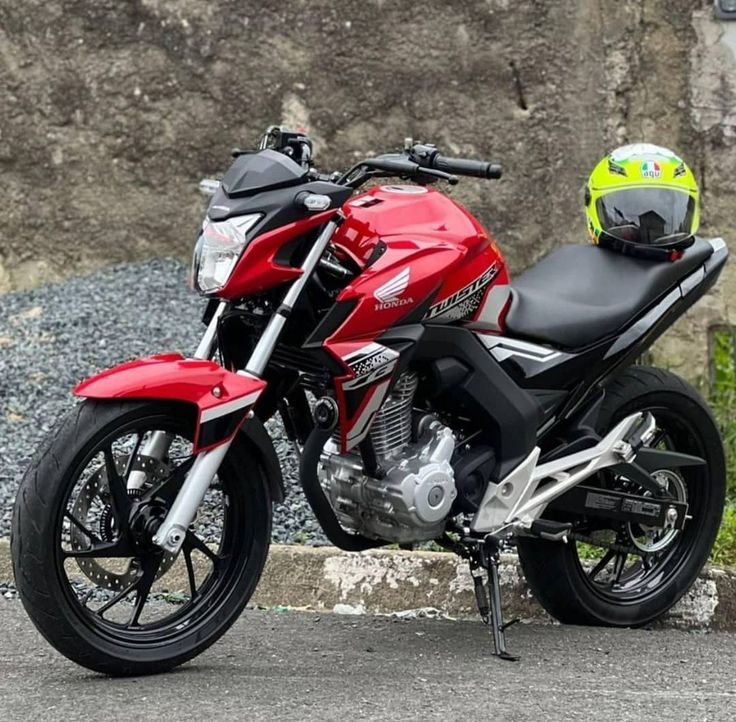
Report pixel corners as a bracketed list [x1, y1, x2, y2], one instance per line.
[71, 454, 178, 591]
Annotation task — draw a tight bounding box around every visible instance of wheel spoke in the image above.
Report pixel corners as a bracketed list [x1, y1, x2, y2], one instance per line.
[183, 546, 198, 600]
[103, 445, 131, 520]
[122, 432, 144, 481]
[611, 552, 627, 587]
[95, 577, 140, 617]
[64, 537, 133, 559]
[184, 531, 222, 567]
[127, 554, 163, 628]
[143, 456, 196, 505]
[64, 510, 101, 543]
[588, 549, 615, 581]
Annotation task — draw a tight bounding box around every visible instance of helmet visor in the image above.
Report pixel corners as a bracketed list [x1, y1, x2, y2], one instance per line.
[596, 188, 696, 246]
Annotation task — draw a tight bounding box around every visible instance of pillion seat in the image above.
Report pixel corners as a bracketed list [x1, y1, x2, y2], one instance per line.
[504, 238, 714, 349]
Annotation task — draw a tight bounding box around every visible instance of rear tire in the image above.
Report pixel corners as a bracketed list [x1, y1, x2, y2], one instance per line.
[517, 366, 725, 627]
[12, 399, 272, 675]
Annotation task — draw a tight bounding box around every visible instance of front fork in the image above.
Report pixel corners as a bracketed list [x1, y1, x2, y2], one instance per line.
[126, 299, 231, 494]
[144, 216, 342, 553]
[127, 294, 231, 493]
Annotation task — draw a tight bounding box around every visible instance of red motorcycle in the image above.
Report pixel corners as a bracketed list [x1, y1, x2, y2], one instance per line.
[12, 127, 728, 674]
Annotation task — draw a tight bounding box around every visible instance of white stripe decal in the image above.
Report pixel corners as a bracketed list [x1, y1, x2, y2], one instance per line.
[490, 347, 562, 363]
[200, 390, 261, 424]
[478, 335, 558, 357]
[476, 334, 562, 364]
[343, 343, 385, 362]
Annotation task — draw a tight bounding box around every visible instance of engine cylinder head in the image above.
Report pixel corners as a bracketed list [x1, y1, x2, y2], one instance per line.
[369, 371, 417, 457]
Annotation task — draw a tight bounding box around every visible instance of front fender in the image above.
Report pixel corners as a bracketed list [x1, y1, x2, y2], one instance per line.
[238, 413, 285, 504]
[75, 354, 266, 453]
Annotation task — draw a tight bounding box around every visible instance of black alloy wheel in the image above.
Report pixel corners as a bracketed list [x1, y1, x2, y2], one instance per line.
[517, 367, 725, 627]
[12, 400, 271, 675]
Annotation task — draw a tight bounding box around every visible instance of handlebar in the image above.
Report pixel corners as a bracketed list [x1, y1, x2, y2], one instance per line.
[431, 154, 503, 180]
[408, 142, 502, 180]
[247, 126, 503, 188]
[335, 140, 503, 188]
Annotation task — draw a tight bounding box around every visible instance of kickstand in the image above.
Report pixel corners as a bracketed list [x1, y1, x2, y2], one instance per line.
[470, 540, 520, 662]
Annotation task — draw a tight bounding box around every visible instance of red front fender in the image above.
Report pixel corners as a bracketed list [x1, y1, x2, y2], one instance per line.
[75, 354, 266, 452]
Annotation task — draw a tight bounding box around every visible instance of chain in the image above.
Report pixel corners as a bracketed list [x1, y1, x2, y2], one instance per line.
[570, 532, 643, 557]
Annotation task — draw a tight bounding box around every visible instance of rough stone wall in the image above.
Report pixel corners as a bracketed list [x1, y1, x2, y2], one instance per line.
[0, 0, 732, 386]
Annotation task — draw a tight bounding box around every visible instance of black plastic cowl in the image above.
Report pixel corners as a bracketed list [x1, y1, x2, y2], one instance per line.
[220, 148, 308, 198]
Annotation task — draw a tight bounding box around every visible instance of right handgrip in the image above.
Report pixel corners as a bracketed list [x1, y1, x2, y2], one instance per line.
[432, 154, 503, 179]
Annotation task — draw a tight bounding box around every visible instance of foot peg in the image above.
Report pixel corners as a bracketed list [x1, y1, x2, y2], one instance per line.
[470, 539, 519, 661]
[529, 518, 572, 542]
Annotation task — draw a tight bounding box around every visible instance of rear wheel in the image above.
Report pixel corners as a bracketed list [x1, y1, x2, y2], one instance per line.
[517, 366, 725, 627]
[11, 399, 271, 675]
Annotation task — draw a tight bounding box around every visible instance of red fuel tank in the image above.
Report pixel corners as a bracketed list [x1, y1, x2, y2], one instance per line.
[330, 185, 511, 342]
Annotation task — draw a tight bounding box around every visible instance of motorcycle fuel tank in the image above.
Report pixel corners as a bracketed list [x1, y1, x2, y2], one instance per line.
[330, 185, 511, 341]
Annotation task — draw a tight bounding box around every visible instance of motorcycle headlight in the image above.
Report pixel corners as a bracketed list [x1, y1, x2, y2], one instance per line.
[191, 213, 262, 294]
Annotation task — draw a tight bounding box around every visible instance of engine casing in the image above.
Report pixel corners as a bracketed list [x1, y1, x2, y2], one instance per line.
[319, 418, 457, 544]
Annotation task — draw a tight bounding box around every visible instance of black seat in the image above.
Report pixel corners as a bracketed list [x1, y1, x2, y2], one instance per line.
[504, 238, 714, 349]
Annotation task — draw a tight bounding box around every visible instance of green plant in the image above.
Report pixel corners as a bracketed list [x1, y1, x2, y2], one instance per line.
[703, 328, 736, 565]
[710, 328, 736, 502]
[711, 506, 736, 567]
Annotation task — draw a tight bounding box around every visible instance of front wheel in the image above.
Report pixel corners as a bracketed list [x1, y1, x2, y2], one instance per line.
[11, 399, 272, 675]
[517, 366, 726, 627]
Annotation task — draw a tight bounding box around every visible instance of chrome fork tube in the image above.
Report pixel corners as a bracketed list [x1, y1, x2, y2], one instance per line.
[152, 217, 341, 553]
[127, 301, 229, 493]
[245, 218, 341, 377]
[127, 431, 174, 492]
[194, 300, 228, 360]
[151, 441, 230, 550]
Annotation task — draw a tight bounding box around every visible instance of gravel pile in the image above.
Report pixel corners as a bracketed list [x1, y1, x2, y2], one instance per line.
[0, 259, 327, 545]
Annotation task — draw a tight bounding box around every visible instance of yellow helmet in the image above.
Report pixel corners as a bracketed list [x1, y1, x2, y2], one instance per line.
[585, 143, 700, 260]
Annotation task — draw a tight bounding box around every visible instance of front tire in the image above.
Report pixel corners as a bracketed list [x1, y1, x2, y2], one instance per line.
[11, 399, 272, 675]
[517, 366, 726, 627]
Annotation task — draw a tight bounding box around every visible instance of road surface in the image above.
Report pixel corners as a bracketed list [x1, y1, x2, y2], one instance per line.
[0, 601, 734, 721]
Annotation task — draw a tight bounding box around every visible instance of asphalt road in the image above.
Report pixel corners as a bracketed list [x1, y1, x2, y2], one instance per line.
[0, 600, 734, 722]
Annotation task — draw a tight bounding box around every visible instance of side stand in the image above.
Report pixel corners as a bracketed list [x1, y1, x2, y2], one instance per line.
[469, 538, 519, 662]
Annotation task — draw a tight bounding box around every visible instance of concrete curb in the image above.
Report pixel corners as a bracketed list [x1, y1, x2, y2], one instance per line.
[2, 538, 734, 629]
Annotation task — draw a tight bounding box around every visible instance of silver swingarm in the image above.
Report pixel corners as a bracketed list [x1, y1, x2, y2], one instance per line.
[470, 412, 655, 535]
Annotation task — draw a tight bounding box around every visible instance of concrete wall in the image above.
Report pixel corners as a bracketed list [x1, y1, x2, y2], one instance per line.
[0, 0, 733, 386]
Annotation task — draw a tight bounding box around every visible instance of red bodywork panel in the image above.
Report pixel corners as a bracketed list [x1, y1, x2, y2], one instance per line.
[218, 210, 334, 299]
[74, 354, 266, 453]
[323, 186, 510, 451]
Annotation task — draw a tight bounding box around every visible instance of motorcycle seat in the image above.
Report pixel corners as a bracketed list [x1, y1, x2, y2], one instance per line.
[504, 238, 714, 349]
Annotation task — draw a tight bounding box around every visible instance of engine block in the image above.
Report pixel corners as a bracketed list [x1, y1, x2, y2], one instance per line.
[319, 418, 457, 544]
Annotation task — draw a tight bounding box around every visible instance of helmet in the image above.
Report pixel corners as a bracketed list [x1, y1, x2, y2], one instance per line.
[585, 143, 700, 261]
